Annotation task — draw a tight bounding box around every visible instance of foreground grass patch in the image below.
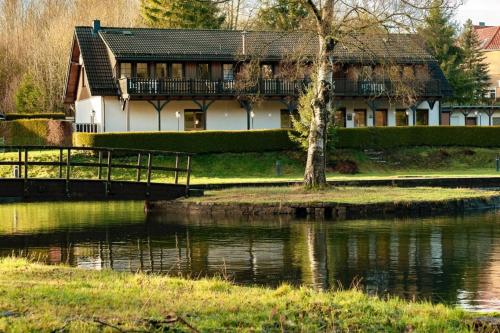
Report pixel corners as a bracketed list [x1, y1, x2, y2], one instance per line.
[0, 258, 478, 332]
[182, 186, 499, 205]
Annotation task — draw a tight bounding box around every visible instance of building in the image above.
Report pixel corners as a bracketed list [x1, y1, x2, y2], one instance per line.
[63, 20, 452, 133]
[475, 22, 500, 102]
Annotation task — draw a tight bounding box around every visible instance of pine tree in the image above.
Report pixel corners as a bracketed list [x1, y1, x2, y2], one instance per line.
[418, 0, 465, 102]
[255, 0, 310, 31]
[140, 0, 225, 29]
[458, 19, 491, 103]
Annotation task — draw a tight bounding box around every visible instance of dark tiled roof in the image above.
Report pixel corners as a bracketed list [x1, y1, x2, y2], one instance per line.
[98, 27, 435, 63]
[429, 62, 453, 97]
[75, 27, 116, 96]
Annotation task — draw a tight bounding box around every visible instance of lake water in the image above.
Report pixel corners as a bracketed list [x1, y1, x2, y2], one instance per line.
[0, 201, 499, 312]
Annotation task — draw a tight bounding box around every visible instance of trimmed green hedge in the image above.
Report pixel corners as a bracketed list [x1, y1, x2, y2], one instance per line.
[5, 113, 66, 121]
[74, 127, 500, 153]
[336, 126, 500, 149]
[0, 120, 72, 146]
[74, 130, 296, 153]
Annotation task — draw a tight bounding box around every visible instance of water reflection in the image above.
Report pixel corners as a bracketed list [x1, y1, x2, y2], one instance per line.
[0, 202, 498, 312]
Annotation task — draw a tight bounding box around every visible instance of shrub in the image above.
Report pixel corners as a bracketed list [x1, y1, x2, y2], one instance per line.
[0, 120, 72, 146]
[14, 74, 44, 114]
[74, 129, 296, 153]
[333, 160, 359, 174]
[5, 113, 65, 120]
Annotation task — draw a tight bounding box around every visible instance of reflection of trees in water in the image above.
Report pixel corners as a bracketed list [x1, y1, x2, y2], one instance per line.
[0, 211, 498, 307]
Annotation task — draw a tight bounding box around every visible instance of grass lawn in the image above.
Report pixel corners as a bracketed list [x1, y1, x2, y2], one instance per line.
[0, 258, 482, 332]
[1, 146, 500, 184]
[181, 186, 500, 205]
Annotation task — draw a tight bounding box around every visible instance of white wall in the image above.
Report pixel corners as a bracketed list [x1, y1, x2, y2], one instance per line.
[75, 96, 102, 131]
[252, 101, 282, 130]
[103, 97, 126, 132]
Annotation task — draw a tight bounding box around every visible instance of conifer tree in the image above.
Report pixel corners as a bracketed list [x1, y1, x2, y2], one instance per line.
[458, 19, 491, 103]
[15, 74, 44, 114]
[418, 0, 466, 102]
[140, 0, 225, 29]
[255, 0, 310, 31]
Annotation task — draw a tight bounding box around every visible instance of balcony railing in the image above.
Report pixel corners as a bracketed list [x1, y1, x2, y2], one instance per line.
[120, 78, 308, 97]
[118, 78, 443, 98]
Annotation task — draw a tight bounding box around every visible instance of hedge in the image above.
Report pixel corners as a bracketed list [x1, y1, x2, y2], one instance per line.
[4, 113, 66, 121]
[74, 130, 296, 153]
[336, 126, 500, 149]
[0, 119, 72, 146]
[73, 127, 500, 153]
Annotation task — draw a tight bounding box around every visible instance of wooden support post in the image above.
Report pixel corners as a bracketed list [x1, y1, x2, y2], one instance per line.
[185, 155, 192, 197]
[17, 149, 21, 178]
[136, 153, 142, 182]
[106, 150, 112, 195]
[59, 148, 63, 178]
[174, 155, 179, 184]
[98, 151, 103, 180]
[146, 153, 152, 195]
[66, 148, 71, 196]
[23, 148, 28, 196]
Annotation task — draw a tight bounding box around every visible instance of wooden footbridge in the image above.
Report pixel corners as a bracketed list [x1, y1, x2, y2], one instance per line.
[0, 146, 193, 202]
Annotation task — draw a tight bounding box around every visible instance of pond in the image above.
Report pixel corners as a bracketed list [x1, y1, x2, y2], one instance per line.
[0, 201, 499, 312]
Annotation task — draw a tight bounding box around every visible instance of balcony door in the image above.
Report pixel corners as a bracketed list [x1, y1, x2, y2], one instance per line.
[374, 109, 388, 127]
[395, 109, 409, 126]
[334, 108, 346, 127]
[465, 117, 477, 126]
[184, 109, 205, 131]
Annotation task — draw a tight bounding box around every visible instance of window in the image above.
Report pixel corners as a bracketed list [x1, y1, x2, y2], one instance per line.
[493, 117, 500, 126]
[120, 63, 132, 78]
[223, 64, 234, 80]
[261, 64, 273, 79]
[155, 63, 167, 79]
[354, 109, 366, 127]
[184, 109, 205, 131]
[395, 109, 408, 126]
[280, 109, 296, 129]
[136, 63, 149, 79]
[416, 109, 429, 126]
[334, 109, 346, 127]
[486, 89, 496, 99]
[465, 117, 477, 126]
[374, 109, 388, 127]
[172, 63, 183, 79]
[197, 63, 210, 80]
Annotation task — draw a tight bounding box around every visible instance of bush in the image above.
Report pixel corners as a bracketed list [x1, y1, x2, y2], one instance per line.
[336, 126, 500, 149]
[5, 113, 65, 120]
[0, 120, 72, 146]
[73, 129, 296, 153]
[14, 74, 44, 114]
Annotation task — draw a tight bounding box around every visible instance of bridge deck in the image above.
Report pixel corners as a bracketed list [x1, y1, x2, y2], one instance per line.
[0, 146, 193, 202]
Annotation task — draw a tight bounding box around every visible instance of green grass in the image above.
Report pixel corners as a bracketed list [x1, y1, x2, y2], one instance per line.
[1, 147, 500, 184]
[0, 258, 484, 332]
[181, 186, 500, 205]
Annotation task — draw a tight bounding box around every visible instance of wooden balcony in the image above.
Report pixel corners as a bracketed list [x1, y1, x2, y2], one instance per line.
[118, 78, 444, 99]
[119, 78, 307, 98]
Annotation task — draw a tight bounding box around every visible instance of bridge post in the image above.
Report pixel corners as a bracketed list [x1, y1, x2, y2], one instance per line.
[174, 155, 179, 184]
[23, 148, 28, 196]
[98, 151, 103, 180]
[17, 149, 21, 178]
[146, 153, 152, 196]
[186, 155, 192, 197]
[66, 148, 71, 197]
[106, 151, 112, 195]
[59, 148, 63, 178]
[136, 153, 142, 182]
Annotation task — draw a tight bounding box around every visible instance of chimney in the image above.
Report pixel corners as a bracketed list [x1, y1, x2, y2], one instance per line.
[92, 19, 101, 34]
[242, 31, 247, 55]
[479, 22, 486, 27]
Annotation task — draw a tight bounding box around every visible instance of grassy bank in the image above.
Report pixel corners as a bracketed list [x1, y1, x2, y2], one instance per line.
[1, 146, 500, 184]
[0, 258, 480, 332]
[181, 186, 499, 205]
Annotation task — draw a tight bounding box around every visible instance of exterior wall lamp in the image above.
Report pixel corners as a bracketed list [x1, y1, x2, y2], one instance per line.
[250, 111, 255, 129]
[175, 111, 181, 131]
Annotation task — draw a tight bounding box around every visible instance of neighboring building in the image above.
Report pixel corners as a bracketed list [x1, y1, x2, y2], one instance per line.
[474, 23, 500, 102]
[64, 20, 452, 133]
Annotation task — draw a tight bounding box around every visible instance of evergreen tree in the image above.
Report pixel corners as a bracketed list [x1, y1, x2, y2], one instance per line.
[458, 19, 491, 103]
[418, 0, 466, 102]
[140, 0, 225, 29]
[15, 74, 44, 114]
[255, 0, 310, 31]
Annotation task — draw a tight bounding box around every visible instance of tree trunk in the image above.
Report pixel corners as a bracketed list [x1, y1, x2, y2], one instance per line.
[304, 35, 334, 187]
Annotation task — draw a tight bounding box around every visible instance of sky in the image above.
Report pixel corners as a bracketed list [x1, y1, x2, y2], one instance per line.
[456, 0, 500, 26]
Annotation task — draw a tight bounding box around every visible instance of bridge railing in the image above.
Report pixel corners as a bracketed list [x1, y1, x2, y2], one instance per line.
[0, 146, 193, 197]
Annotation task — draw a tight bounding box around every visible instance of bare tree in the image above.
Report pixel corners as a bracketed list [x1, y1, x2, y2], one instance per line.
[290, 0, 461, 187]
